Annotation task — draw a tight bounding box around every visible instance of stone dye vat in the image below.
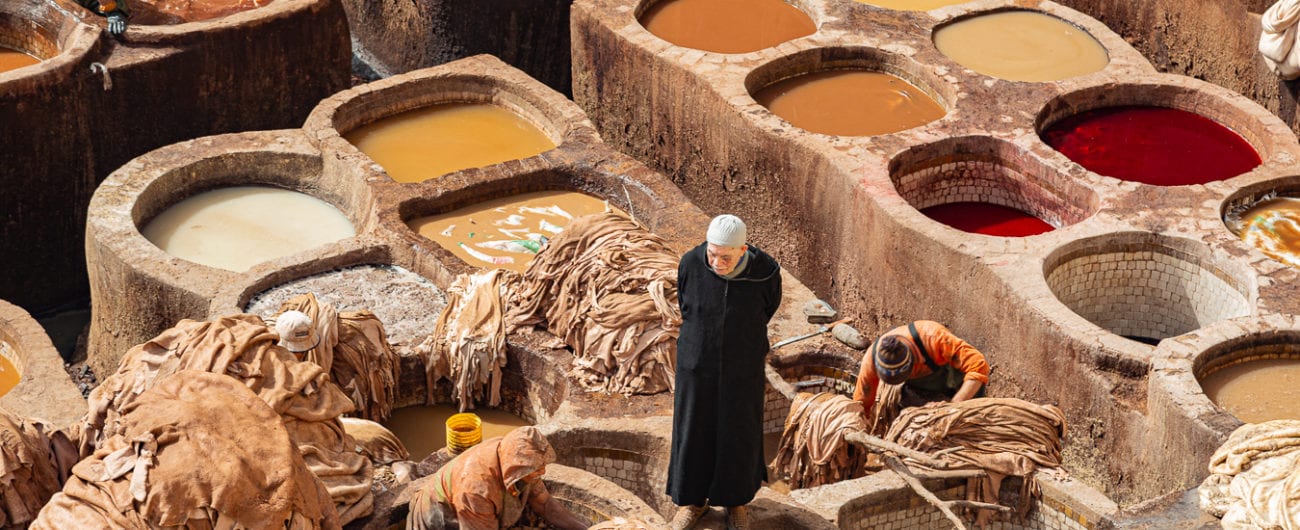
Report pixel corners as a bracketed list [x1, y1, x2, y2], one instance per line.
[1226, 195, 1300, 269]
[0, 0, 349, 313]
[753, 69, 946, 136]
[889, 136, 1097, 237]
[1042, 105, 1261, 186]
[339, 0, 573, 93]
[0, 299, 83, 429]
[639, 0, 816, 54]
[0, 46, 39, 73]
[408, 190, 628, 273]
[933, 10, 1109, 82]
[572, 0, 1300, 516]
[141, 186, 356, 272]
[128, 0, 272, 24]
[344, 103, 556, 183]
[385, 405, 531, 461]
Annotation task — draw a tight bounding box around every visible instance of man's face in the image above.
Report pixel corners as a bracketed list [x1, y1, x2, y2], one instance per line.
[706, 243, 747, 276]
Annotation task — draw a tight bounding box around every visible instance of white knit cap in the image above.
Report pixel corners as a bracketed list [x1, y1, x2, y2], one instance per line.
[706, 214, 747, 247]
[275, 310, 318, 353]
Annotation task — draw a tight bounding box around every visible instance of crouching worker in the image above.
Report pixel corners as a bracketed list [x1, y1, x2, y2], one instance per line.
[852, 320, 991, 429]
[407, 426, 587, 530]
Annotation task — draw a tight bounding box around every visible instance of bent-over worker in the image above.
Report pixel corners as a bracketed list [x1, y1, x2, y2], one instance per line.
[852, 320, 990, 424]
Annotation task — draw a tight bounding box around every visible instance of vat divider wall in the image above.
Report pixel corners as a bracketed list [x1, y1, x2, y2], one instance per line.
[573, 0, 1300, 512]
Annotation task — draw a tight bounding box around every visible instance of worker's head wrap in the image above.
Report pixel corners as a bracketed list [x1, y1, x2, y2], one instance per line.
[706, 214, 747, 248]
[498, 426, 556, 492]
[274, 310, 319, 353]
[874, 335, 913, 385]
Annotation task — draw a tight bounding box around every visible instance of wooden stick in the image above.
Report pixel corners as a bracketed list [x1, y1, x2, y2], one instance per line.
[884, 456, 969, 530]
[844, 431, 952, 469]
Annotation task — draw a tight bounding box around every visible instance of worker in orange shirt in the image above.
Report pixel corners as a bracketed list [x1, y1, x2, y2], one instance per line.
[852, 320, 991, 426]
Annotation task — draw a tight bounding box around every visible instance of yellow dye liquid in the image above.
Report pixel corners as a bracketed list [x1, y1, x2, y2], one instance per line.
[933, 11, 1109, 82]
[0, 350, 19, 397]
[345, 103, 555, 183]
[854, 0, 971, 11]
[408, 190, 626, 273]
[639, 0, 816, 54]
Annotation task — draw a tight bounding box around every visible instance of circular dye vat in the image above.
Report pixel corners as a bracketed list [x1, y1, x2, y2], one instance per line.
[854, 0, 971, 11]
[0, 46, 39, 74]
[933, 11, 1108, 82]
[639, 0, 816, 54]
[1042, 106, 1261, 186]
[1227, 196, 1300, 268]
[384, 404, 530, 461]
[0, 342, 18, 398]
[345, 103, 555, 183]
[408, 190, 627, 273]
[920, 202, 1054, 237]
[129, 0, 273, 24]
[1200, 358, 1300, 423]
[141, 186, 355, 272]
[245, 264, 447, 349]
[753, 70, 945, 136]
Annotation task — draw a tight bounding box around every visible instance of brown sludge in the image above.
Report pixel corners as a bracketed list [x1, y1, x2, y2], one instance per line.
[885, 398, 1067, 524]
[770, 392, 871, 489]
[78, 315, 373, 525]
[0, 408, 76, 528]
[384, 405, 530, 461]
[638, 0, 816, 54]
[32, 371, 336, 529]
[273, 293, 401, 423]
[421, 212, 680, 411]
[128, 0, 273, 25]
[753, 70, 945, 136]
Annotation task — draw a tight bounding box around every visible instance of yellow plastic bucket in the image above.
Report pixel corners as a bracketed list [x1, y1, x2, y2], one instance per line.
[446, 412, 483, 455]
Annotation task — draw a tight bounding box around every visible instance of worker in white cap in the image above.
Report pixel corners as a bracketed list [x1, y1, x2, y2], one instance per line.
[667, 214, 782, 530]
[275, 310, 320, 360]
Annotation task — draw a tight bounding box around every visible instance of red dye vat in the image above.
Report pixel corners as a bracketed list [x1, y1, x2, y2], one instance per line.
[920, 202, 1054, 237]
[1041, 106, 1260, 186]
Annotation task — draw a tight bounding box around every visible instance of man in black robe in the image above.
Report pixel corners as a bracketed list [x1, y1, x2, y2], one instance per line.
[667, 214, 782, 530]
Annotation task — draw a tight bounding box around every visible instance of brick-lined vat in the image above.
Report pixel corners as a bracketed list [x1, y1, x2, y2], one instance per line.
[0, 0, 349, 312]
[572, 0, 1300, 513]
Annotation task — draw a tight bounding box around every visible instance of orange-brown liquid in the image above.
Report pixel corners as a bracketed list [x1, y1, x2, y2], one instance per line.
[383, 405, 531, 461]
[130, 0, 272, 24]
[1230, 197, 1300, 268]
[0, 343, 19, 398]
[345, 103, 555, 184]
[1201, 359, 1300, 423]
[753, 70, 945, 136]
[0, 47, 39, 74]
[854, 0, 971, 10]
[408, 190, 626, 273]
[639, 0, 816, 54]
[933, 11, 1109, 82]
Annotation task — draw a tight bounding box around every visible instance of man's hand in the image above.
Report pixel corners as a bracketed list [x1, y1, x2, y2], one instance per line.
[106, 10, 127, 35]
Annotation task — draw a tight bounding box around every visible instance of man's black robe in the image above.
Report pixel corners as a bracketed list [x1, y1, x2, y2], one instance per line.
[666, 243, 782, 507]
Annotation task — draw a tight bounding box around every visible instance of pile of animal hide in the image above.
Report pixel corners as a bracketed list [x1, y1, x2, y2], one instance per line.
[0, 407, 77, 527]
[1199, 420, 1300, 529]
[885, 398, 1067, 523]
[78, 315, 373, 524]
[423, 213, 681, 411]
[769, 392, 871, 489]
[32, 371, 336, 529]
[271, 293, 401, 422]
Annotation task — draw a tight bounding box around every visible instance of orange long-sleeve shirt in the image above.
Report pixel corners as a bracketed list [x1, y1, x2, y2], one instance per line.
[851, 320, 990, 416]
